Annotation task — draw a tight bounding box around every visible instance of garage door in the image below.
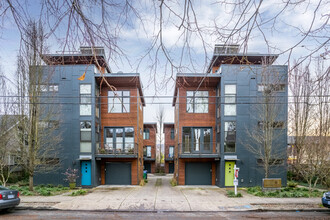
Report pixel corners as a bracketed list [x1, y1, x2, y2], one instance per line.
[185, 162, 212, 185]
[105, 162, 131, 185]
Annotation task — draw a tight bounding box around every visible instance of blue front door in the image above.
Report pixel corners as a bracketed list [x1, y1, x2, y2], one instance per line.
[81, 161, 91, 186]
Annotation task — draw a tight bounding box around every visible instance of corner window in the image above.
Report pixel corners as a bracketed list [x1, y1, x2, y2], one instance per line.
[143, 128, 150, 140]
[224, 85, 236, 116]
[108, 91, 130, 113]
[105, 127, 134, 153]
[186, 91, 209, 113]
[224, 122, 236, 153]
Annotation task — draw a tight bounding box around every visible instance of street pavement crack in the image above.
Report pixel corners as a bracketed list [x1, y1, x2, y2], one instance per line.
[180, 189, 192, 211]
[117, 187, 137, 210]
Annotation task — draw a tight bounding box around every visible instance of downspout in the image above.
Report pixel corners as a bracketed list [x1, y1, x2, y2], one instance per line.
[137, 88, 139, 185]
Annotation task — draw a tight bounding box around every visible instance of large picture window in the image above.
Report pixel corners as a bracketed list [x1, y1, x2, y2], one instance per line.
[108, 91, 130, 113]
[105, 127, 134, 153]
[182, 127, 212, 153]
[186, 91, 209, 113]
[224, 122, 236, 153]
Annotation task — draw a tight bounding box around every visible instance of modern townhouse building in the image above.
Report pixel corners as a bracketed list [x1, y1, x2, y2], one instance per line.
[143, 123, 157, 173]
[172, 44, 288, 187]
[34, 46, 145, 186]
[163, 123, 175, 174]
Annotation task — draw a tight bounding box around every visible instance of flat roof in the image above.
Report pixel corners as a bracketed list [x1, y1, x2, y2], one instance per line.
[42, 54, 111, 73]
[172, 73, 221, 106]
[207, 53, 278, 73]
[95, 73, 145, 106]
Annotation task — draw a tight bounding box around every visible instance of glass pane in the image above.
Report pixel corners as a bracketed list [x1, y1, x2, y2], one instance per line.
[80, 95, 91, 104]
[80, 142, 91, 152]
[225, 122, 236, 131]
[182, 127, 191, 153]
[80, 104, 91, 115]
[40, 85, 48, 92]
[224, 142, 235, 153]
[203, 128, 211, 151]
[80, 84, 91, 94]
[225, 85, 236, 94]
[80, 131, 91, 141]
[194, 129, 201, 151]
[186, 97, 194, 113]
[224, 104, 236, 116]
[80, 121, 92, 129]
[225, 95, 235, 104]
[116, 128, 123, 152]
[123, 91, 130, 97]
[147, 146, 151, 157]
[123, 97, 130, 112]
[169, 146, 174, 157]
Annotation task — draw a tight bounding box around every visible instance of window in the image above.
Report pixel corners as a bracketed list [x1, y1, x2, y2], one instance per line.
[169, 146, 174, 158]
[258, 84, 285, 92]
[170, 128, 175, 139]
[186, 91, 209, 113]
[147, 146, 152, 158]
[80, 84, 92, 116]
[182, 127, 212, 153]
[258, 121, 285, 129]
[39, 84, 58, 92]
[224, 122, 236, 153]
[224, 85, 236, 116]
[49, 84, 59, 92]
[80, 121, 92, 153]
[95, 87, 100, 118]
[108, 91, 130, 113]
[143, 128, 150, 140]
[105, 127, 134, 153]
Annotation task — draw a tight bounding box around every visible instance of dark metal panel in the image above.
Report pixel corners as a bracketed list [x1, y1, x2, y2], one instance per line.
[185, 162, 212, 185]
[144, 163, 151, 173]
[169, 163, 174, 174]
[105, 162, 131, 185]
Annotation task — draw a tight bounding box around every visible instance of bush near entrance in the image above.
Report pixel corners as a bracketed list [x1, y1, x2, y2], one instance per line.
[8, 184, 70, 196]
[247, 186, 326, 198]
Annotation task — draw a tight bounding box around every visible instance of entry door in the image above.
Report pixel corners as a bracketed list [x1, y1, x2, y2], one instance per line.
[225, 161, 235, 186]
[169, 163, 174, 173]
[81, 161, 91, 186]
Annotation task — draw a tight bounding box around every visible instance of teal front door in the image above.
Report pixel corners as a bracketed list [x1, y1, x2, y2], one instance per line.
[81, 161, 91, 186]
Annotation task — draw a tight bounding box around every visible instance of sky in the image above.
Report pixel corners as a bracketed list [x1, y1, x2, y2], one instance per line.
[0, 0, 329, 124]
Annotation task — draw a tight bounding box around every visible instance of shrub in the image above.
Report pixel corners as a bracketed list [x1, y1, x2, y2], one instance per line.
[170, 178, 177, 186]
[144, 179, 148, 183]
[227, 190, 242, 197]
[247, 186, 261, 194]
[70, 189, 87, 196]
[287, 181, 298, 188]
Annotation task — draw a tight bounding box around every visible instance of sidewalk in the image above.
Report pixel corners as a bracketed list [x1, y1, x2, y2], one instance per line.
[19, 174, 326, 212]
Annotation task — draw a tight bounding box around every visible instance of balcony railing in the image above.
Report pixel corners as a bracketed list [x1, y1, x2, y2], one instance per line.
[96, 143, 138, 156]
[179, 143, 220, 158]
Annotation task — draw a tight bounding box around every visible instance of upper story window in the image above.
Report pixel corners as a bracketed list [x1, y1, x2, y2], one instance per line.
[169, 146, 174, 158]
[147, 146, 152, 157]
[182, 127, 212, 153]
[80, 84, 92, 116]
[186, 91, 209, 113]
[108, 91, 130, 113]
[258, 84, 285, 93]
[224, 85, 236, 116]
[39, 84, 58, 92]
[80, 121, 92, 153]
[224, 121, 236, 153]
[143, 128, 150, 140]
[170, 128, 175, 139]
[105, 127, 134, 153]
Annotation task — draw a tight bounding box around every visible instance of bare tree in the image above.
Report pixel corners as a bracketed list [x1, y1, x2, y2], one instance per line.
[15, 21, 62, 191]
[244, 65, 287, 179]
[289, 59, 330, 189]
[155, 106, 165, 168]
[0, 69, 19, 186]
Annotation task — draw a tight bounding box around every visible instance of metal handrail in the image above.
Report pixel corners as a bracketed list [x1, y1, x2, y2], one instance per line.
[97, 142, 138, 155]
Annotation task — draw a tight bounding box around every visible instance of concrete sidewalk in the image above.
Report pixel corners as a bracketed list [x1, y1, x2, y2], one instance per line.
[19, 174, 326, 212]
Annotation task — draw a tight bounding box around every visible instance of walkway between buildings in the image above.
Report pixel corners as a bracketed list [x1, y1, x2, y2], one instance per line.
[19, 174, 324, 211]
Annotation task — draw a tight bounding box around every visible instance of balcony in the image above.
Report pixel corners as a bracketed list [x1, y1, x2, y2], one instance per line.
[95, 143, 138, 158]
[179, 143, 220, 158]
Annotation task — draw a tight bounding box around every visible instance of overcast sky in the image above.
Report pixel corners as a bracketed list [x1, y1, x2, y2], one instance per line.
[0, 0, 328, 123]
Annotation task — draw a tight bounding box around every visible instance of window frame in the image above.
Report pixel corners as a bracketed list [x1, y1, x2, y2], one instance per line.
[224, 84, 237, 116]
[224, 121, 236, 153]
[108, 90, 130, 113]
[143, 128, 150, 140]
[104, 127, 135, 153]
[182, 127, 212, 153]
[186, 91, 209, 113]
